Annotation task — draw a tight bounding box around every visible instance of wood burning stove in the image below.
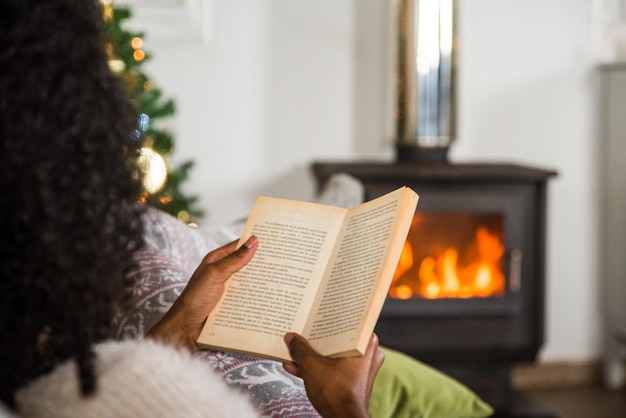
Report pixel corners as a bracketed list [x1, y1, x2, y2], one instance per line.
[312, 161, 557, 417]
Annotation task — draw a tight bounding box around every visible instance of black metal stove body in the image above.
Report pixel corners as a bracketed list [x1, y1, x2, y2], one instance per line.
[312, 161, 557, 415]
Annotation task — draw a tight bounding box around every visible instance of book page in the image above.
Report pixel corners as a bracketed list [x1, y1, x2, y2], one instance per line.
[303, 187, 418, 357]
[197, 197, 346, 361]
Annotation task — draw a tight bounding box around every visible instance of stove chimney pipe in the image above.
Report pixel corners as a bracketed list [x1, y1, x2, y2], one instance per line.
[391, 0, 458, 163]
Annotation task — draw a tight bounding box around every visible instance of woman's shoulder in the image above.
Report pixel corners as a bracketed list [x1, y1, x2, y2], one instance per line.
[17, 339, 259, 418]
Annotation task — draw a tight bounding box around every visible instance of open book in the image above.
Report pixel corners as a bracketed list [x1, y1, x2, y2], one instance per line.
[197, 186, 419, 362]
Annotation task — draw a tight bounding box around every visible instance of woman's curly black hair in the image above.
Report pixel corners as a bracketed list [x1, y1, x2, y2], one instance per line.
[0, 0, 146, 407]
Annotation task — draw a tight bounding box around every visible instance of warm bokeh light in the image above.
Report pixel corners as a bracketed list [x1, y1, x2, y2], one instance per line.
[137, 147, 167, 194]
[143, 80, 154, 91]
[100, 0, 113, 21]
[159, 194, 172, 205]
[108, 59, 125, 73]
[137, 192, 148, 205]
[131, 37, 143, 49]
[177, 210, 190, 223]
[133, 50, 145, 62]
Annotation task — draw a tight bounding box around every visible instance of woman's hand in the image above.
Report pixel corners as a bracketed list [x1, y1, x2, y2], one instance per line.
[146, 236, 258, 351]
[283, 332, 384, 418]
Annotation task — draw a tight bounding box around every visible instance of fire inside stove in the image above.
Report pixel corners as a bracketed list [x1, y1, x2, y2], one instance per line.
[390, 212, 506, 300]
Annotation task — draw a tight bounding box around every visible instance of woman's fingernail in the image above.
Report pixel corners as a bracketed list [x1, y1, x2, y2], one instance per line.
[243, 235, 258, 249]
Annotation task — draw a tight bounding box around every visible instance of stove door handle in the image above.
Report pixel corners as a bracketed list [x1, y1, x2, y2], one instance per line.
[509, 249, 523, 292]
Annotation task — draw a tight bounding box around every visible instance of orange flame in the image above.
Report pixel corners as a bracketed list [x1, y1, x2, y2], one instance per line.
[390, 226, 505, 299]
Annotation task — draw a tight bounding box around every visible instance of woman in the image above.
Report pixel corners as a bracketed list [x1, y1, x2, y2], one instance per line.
[0, 1, 382, 416]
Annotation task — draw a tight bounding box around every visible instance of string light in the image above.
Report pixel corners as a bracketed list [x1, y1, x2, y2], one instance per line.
[138, 113, 149, 132]
[100, 0, 113, 22]
[131, 37, 143, 49]
[137, 147, 167, 194]
[177, 210, 190, 224]
[133, 50, 146, 62]
[137, 192, 148, 205]
[131, 35, 145, 62]
[109, 59, 125, 73]
[104, 23, 125, 73]
[103, 0, 198, 220]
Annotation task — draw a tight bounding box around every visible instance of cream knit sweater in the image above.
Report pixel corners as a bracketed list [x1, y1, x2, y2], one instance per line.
[16, 340, 259, 418]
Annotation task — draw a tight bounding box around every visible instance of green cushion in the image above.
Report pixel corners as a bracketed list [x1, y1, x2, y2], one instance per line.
[369, 347, 494, 418]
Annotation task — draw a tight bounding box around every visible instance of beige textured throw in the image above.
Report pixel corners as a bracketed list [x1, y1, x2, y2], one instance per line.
[17, 340, 259, 418]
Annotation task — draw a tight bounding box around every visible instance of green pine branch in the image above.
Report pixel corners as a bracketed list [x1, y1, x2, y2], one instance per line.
[105, 5, 204, 221]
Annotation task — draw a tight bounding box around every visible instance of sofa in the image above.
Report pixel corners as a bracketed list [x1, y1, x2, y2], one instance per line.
[110, 206, 494, 418]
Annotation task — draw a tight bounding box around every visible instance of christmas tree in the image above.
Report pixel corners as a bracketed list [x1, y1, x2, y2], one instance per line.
[102, 1, 203, 224]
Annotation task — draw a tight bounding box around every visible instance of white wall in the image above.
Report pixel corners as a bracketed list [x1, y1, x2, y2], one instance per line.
[455, 0, 601, 363]
[128, 0, 608, 363]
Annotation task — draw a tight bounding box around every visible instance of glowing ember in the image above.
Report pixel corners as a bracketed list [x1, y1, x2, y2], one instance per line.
[390, 216, 506, 299]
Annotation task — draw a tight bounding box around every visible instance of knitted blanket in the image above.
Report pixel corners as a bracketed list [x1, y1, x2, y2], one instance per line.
[111, 207, 320, 417]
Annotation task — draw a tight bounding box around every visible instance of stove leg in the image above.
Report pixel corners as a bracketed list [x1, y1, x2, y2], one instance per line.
[603, 333, 625, 390]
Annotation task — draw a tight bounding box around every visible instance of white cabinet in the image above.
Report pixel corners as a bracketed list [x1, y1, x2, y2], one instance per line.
[599, 63, 626, 389]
